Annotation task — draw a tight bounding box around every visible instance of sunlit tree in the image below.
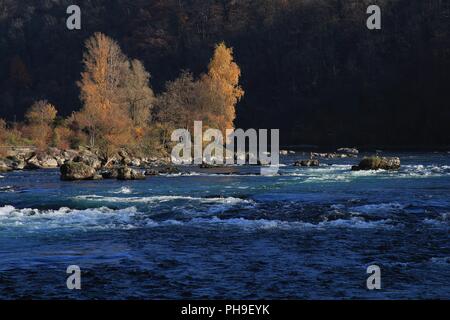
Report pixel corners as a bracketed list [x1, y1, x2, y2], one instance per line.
[200, 42, 244, 133]
[76, 32, 133, 159]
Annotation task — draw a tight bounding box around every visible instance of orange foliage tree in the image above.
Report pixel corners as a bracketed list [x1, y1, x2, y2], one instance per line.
[200, 42, 244, 134]
[76, 32, 133, 160]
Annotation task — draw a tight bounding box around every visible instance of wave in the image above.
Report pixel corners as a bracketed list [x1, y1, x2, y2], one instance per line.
[0, 186, 15, 193]
[75, 194, 253, 205]
[422, 216, 449, 229]
[111, 186, 133, 194]
[399, 164, 450, 178]
[280, 164, 450, 180]
[0, 205, 394, 231]
[0, 205, 140, 231]
[188, 216, 392, 230]
[349, 202, 406, 214]
[430, 257, 450, 265]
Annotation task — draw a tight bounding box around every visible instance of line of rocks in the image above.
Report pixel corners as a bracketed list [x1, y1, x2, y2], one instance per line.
[292, 156, 401, 171]
[0, 147, 175, 180]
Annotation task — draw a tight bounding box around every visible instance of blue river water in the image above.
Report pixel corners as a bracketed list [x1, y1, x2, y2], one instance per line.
[0, 152, 449, 299]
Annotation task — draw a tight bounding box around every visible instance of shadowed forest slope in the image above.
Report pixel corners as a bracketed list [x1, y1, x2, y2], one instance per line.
[1, 0, 449, 147]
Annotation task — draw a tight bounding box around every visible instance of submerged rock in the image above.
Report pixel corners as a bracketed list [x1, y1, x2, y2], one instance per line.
[145, 165, 180, 176]
[117, 166, 146, 180]
[199, 163, 221, 169]
[352, 156, 401, 171]
[294, 159, 320, 167]
[60, 161, 98, 181]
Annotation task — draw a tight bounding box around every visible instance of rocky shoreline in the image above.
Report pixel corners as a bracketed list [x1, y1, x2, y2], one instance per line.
[0, 146, 402, 180]
[0, 147, 172, 180]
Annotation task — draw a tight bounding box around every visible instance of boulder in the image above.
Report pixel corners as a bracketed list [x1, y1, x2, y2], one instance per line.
[130, 158, 141, 167]
[73, 154, 102, 169]
[62, 150, 79, 162]
[199, 163, 220, 169]
[0, 160, 13, 172]
[11, 160, 26, 170]
[337, 147, 359, 155]
[55, 156, 66, 166]
[294, 159, 320, 167]
[92, 174, 104, 180]
[25, 155, 42, 169]
[60, 161, 97, 181]
[145, 165, 180, 176]
[101, 168, 119, 179]
[25, 154, 58, 169]
[352, 156, 401, 171]
[117, 166, 146, 180]
[4, 156, 26, 170]
[118, 150, 132, 165]
[257, 159, 271, 166]
[39, 155, 58, 168]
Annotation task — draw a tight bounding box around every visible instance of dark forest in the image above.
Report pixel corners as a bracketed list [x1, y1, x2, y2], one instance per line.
[1, 0, 449, 148]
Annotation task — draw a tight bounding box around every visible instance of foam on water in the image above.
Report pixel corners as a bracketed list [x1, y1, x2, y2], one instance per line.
[0, 205, 395, 232]
[282, 164, 450, 180]
[0, 186, 15, 192]
[75, 194, 253, 205]
[111, 186, 133, 194]
[0, 205, 142, 231]
[186, 216, 393, 230]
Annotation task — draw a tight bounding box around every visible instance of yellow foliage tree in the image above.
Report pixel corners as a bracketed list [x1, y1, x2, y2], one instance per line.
[24, 100, 57, 149]
[201, 42, 244, 133]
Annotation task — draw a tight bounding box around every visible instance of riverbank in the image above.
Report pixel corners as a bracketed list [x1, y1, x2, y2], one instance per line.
[0, 146, 170, 173]
[0, 146, 403, 180]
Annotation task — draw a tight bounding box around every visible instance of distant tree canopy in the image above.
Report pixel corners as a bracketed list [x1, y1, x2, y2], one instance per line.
[0, 0, 449, 148]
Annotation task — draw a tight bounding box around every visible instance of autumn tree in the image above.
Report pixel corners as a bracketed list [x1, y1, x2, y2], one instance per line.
[123, 59, 155, 138]
[24, 100, 57, 149]
[154, 43, 244, 147]
[153, 71, 206, 149]
[200, 42, 244, 134]
[155, 71, 198, 129]
[76, 32, 133, 160]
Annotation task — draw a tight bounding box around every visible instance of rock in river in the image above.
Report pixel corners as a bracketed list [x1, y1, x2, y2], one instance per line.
[60, 161, 98, 181]
[352, 156, 401, 171]
[117, 166, 146, 180]
[294, 159, 320, 167]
